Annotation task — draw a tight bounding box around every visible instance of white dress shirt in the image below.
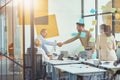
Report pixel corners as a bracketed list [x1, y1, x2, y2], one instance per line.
[36, 47, 49, 62]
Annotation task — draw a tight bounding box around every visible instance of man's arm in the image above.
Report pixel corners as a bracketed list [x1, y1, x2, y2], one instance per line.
[42, 44, 50, 54]
[37, 35, 57, 46]
[62, 36, 78, 45]
[44, 40, 57, 46]
[57, 37, 78, 47]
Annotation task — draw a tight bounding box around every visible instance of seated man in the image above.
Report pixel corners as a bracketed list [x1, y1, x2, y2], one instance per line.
[34, 39, 50, 62]
[25, 39, 50, 80]
[34, 39, 50, 79]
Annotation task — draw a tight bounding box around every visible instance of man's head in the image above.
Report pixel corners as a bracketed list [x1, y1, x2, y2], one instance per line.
[34, 39, 42, 47]
[40, 29, 48, 38]
[76, 23, 85, 32]
[100, 24, 111, 37]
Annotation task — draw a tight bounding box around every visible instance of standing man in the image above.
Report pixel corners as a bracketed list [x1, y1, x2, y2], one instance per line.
[59, 20, 94, 59]
[36, 29, 61, 55]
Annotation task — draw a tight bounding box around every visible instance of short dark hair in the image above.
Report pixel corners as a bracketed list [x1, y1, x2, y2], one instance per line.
[40, 29, 47, 34]
[76, 23, 85, 27]
[100, 24, 111, 37]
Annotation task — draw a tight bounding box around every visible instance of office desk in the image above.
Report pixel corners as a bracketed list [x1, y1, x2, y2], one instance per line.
[81, 59, 120, 71]
[46, 60, 80, 80]
[55, 64, 106, 80]
[100, 61, 120, 72]
[47, 59, 80, 65]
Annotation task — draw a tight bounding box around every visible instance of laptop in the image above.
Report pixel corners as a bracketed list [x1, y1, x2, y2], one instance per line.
[58, 53, 64, 60]
[60, 51, 69, 58]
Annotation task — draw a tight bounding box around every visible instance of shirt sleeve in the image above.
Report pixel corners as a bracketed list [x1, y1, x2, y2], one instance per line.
[41, 44, 49, 54]
[40, 35, 57, 46]
[63, 33, 79, 44]
[42, 49, 50, 62]
[96, 36, 100, 50]
[38, 48, 49, 62]
[112, 36, 117, 50]
[44, 39, 57, 46]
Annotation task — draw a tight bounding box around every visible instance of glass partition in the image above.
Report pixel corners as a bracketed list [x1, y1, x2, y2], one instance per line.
[83, 0, 113, 37]
[0, 0, 35, 79]
[98, 14, 112, 34]
[84, 0, 95, 15]
[98, 0, 112, 13]
[84, 16, 96, 38]
[0, 7, 7, 54]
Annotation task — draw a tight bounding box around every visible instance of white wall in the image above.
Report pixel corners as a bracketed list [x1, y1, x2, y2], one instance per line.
[46, 0, 82, 54]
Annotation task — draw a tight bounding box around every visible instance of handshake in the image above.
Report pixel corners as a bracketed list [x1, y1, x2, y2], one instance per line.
[57, 42, 64, 47]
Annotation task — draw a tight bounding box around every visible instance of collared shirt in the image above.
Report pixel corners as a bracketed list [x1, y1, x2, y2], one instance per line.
[77, 30, 92, 49]
[36, 35, 57, 54]
[36, 47, 49, 62]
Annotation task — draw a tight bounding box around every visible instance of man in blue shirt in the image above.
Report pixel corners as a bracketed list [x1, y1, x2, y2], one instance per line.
[36, 29, 61, 55]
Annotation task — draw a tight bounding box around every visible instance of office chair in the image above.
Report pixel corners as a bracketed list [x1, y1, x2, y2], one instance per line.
[78, 51, 88, 59]
[111, 70, 120, 80]
[25, 48, 46, 80]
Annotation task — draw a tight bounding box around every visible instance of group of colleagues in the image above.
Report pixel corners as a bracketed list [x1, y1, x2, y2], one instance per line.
[33, 20, 120, 80]
[34, 20, 117, 62]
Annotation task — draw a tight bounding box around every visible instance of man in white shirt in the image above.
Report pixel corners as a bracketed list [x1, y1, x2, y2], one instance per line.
[34, 39, 49, 62]
[36, 29, 61, 55]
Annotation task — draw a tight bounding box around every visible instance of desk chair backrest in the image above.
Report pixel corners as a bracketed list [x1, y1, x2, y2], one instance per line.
[78, 51, 87, 59]
[25, 48, 44, 80]
[25, 47, 43, 69]
[112, 70, 120, 80]
[58, 53, 64, 60]
[25, 48, 38, 67]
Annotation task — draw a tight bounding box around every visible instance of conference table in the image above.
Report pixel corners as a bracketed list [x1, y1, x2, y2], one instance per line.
[55, 64, 106, 80]
[47, 58, 120, 80]
[46, 59, 80, 80]
[81, 59, 120, 71]
[46, 59, 108, 80]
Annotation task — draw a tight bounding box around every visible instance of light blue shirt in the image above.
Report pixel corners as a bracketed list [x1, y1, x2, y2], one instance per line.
[36, 35, 57, 54]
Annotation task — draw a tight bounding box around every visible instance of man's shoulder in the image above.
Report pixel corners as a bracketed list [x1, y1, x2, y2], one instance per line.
[83, 30, 91, 35]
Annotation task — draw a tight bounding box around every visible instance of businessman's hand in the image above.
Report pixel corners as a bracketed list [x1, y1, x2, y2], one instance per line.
[57, 42, 63, 47]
